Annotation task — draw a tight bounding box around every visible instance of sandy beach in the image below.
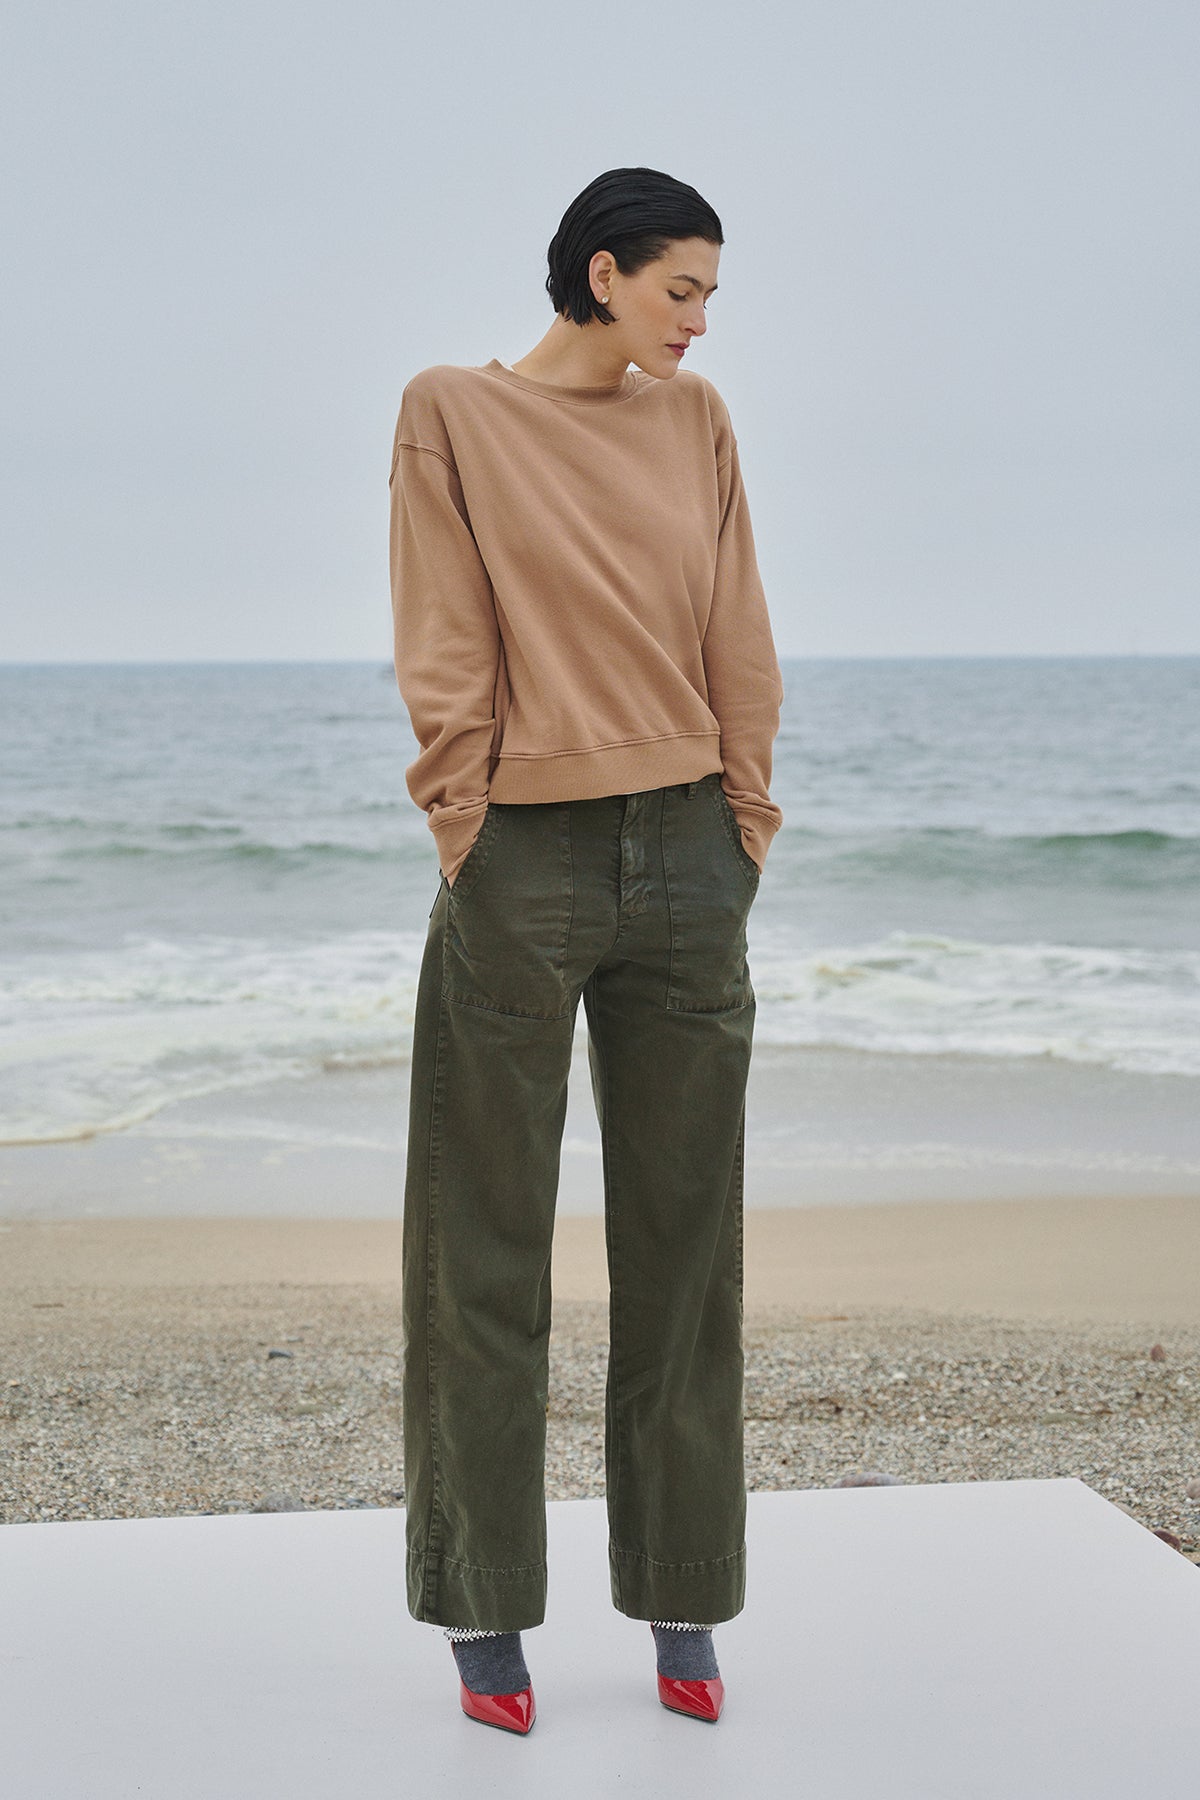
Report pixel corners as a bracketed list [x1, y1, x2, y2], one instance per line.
[2, 1201, 1198, 1559]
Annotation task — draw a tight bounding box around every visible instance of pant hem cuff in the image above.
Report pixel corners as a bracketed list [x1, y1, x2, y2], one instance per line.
[406, 1543, 548, 1631]
[608, 1540, 747, 1622]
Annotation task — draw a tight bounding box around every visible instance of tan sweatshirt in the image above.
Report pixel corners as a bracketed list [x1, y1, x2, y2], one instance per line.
[388, 357, 785, 888]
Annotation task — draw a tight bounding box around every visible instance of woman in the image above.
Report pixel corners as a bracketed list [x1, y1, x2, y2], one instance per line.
[388, 166, 784, 1734]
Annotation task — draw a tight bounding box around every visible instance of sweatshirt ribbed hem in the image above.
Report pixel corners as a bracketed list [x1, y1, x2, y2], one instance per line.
[486, 734, 723, 804]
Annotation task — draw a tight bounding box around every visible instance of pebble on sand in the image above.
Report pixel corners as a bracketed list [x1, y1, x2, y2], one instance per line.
[833, 1471, 905, 1488]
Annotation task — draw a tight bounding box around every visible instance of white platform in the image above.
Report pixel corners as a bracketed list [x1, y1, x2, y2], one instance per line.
[3, 1481, 1198, 1798]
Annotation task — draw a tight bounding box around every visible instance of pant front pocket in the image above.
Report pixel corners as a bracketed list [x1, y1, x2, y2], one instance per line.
[443, 801, 574, 1020]
[712, 782, 763, 890]
[445, 803, 502, 900]
[662, 778, 757, 1014]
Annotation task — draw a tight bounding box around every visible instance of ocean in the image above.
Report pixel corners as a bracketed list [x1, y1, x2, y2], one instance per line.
[1, 656, 1198, 1207]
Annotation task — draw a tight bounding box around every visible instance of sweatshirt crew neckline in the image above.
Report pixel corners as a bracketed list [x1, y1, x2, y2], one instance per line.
[481, 357, 641, 405]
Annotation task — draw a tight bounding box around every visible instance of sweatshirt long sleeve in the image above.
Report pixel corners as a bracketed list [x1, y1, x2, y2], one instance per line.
[388, 358, 784, 887]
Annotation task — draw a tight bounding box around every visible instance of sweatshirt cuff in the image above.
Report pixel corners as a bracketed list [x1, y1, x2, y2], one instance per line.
[728, 799, 783, 875]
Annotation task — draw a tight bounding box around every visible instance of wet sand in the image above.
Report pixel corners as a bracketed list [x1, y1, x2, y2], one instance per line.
[3, 1192, 1200, 1325]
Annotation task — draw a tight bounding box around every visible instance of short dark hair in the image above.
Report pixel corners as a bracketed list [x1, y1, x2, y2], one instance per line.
[545, 166, 724, 327]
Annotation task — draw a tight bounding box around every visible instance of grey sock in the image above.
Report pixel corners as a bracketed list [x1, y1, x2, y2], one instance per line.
[448, 1630, 531, 1695]
[651, 1621, 719, 1681]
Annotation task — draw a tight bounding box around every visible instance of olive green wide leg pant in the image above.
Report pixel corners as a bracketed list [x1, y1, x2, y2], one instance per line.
[401, 772, 760, 1630]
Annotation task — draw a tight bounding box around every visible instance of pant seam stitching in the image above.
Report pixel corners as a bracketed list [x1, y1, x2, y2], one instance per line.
[590, 976, 627, 1585]
[409, 1549, 549, 1577]
[610, 1543, 747, 1572]
[423, 959, 450, 1602]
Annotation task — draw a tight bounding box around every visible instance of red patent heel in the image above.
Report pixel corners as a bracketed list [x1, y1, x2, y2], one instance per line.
[657, 1672, 725, 1721]
[651, 1624, 725, 1722]
[452, 1647, 536, 1734]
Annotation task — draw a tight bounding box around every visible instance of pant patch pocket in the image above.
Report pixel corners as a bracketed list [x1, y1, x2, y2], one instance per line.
[662, 782, 757, 1014]
[443, 802, 573, 1019]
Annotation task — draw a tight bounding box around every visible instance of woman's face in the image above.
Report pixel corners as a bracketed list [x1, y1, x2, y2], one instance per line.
[598, 237, 720, 377]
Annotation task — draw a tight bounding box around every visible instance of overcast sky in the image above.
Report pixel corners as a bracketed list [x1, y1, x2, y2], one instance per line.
[2, 0, 1196, 662]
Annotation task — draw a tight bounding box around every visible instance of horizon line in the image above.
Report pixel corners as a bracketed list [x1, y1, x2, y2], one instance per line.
[3, 651, 1198, 670]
